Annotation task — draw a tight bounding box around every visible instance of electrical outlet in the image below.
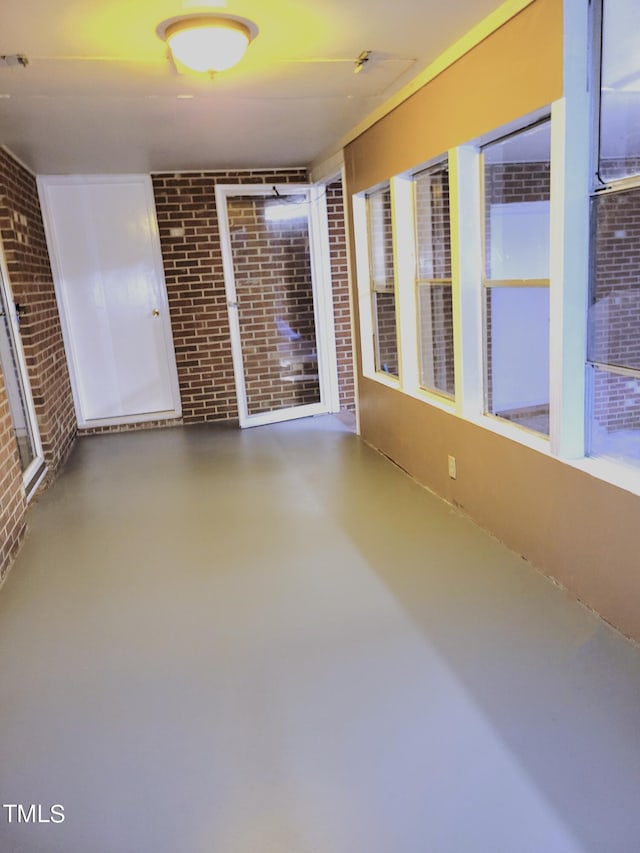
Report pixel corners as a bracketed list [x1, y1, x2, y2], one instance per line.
[448, 455, 457, 479]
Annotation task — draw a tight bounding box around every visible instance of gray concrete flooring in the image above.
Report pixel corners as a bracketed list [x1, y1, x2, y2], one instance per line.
[1, 415, 640, 853]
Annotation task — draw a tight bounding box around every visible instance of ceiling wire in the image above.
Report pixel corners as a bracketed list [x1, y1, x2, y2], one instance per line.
[271, 185, 330, 206]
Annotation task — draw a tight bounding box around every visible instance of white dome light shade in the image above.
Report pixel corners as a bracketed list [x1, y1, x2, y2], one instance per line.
[165, 16, 252, 73]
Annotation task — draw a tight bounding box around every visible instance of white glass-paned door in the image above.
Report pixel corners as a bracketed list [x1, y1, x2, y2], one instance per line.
[216, 184, 338, 428]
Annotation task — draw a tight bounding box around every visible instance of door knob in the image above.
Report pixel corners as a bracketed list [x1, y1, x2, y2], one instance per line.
[152, 309, 160, 317]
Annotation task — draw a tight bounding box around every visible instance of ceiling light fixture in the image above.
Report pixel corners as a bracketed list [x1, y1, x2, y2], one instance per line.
[158, 14, 257, 75]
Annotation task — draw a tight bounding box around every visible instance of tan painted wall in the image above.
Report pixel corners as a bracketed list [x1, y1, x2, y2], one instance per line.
[359, 379, 640, 641]
[345, 0, 562, 194]
[344, 0, 640, 642]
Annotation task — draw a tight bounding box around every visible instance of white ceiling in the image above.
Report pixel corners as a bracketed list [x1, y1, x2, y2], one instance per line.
[0, 0, 505, 175]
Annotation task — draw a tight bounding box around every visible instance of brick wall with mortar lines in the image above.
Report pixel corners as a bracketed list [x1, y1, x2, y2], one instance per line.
[0, 364, 26, 582]
[152, 169, 309, 422]
[374, 293, 398, 376]
[0, 148, 76, 473]
[0, 147, 77, 581]
[80, 418, 183, 436]
[484, 161, 550, 417]
[228, 193, 320, 416]
[326, 179, 355, 411]
[591, 370, 640, 441]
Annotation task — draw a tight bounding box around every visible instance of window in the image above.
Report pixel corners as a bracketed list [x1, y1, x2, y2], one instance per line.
[413, 162, 454, 397]
[597, 0, 640, 184]
[481, 120, 551, 436]
[366, 185, 399, 377]
[587, 0, 640, 467]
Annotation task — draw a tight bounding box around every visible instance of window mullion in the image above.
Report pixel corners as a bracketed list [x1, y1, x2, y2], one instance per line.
[549, 1, 591, 458]
[351, 194, 376, 378]
[391, 175, 418, 393]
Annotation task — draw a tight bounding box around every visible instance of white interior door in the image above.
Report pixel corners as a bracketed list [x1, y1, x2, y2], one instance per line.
[216, 183, 338, 428]
[38, 175, 181, 428]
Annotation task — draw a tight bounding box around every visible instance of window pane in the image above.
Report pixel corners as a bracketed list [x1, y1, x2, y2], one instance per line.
[374, 291, 399, 376]
[366, 185, 398, 377]
[589, 365, 640, 466]
[229, 195, 320, 416]
[414, 165, 451, 280]
[482, 121, 551, 435]
[588, 189, 640, 371]
[483, 122, 551, 280]
[367, 186, 394, 290]
[485, 287, 550, 435]
[599, 0, 640, 182]
[417, 284, 454, 396]
[414, 163, 454, 397]
[587, 187, 640, 465]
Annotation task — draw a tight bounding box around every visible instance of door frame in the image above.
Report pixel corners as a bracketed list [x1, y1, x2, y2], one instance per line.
[37, 174, 182, 429]
[0, 243, 46, 500]
[216, 183, 339, 428]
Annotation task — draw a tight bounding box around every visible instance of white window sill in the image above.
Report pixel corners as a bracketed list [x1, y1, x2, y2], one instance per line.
[359, 374, 640, 498]
[407, 386, 456, 414]
[465, 412, 551, 455]
[469, 414, 640, 497]
[363, 370, 401, 390]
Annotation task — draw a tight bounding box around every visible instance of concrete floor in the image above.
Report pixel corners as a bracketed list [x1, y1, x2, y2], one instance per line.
[1, 415, 640, 853]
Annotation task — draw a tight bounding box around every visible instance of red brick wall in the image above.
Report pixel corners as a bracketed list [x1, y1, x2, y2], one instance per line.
[80, 417, 183, 436]
[374, 293, 399, 376]
[591, 369, 640, 441]
[0, 149, 76, 473]
[326, 179, 355, 411]
[0, 364, 26, 582]
[152, 169, 308, 422]
[152, 169, 354, 421]
[417, 285, 454, 395]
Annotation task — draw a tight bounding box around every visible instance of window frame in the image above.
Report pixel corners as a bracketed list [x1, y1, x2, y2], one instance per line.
[366, 183, 400, 379]
[351, 110, 557, 450]
[586, 0, 640, 468]
[479, 117, 552, 437]
[352, 184, 401, 388]
[412, 157, 456, 400]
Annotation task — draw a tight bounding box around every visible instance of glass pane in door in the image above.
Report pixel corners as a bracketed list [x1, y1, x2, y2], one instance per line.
[0, 278, 39, 474]
[227, 194, 321, 417]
